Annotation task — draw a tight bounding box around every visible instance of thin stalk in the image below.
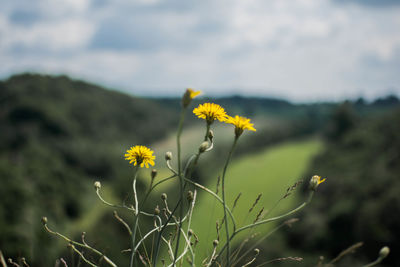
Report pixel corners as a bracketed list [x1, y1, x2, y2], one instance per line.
[129, 166, 140, 267]
[44, 225, 116, 267]
[221, 137, 238, 266]
[212, 191, 314, 266]
[173, 109, 186, 266]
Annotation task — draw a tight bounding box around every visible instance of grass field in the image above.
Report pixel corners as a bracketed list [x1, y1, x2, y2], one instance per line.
[190, 138, 323, 262]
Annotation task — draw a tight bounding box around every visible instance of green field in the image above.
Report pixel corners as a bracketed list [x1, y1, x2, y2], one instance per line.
[190, 138, 323, 262]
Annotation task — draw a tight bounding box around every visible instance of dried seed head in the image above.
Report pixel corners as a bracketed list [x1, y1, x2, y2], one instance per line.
[161, 193, 168, 201]
[199, 141, 209, 153]
[165, 151, 173, 161]
[94, 181, 101, 190]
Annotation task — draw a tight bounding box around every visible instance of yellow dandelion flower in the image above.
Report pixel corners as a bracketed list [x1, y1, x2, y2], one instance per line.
[226, 115, 256, 137]
[182, 88, 202, 107]
[309, 175, 326, 191]
[193, 103, 228, 124]
[125, 145, 155, 168]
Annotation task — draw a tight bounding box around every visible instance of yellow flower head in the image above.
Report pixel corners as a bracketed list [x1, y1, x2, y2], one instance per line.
[182, 88, 202, 108]
[125, 145, 155, 168]
[309, 175, 326, 191]
[226, 115, 256, 137]
[193, 103, 228, 124]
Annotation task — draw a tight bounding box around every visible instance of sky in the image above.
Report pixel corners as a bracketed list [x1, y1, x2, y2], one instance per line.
[1, 0, 400, 102]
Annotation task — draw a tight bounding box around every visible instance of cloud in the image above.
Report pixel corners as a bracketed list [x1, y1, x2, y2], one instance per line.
[1, 0, 400, 101]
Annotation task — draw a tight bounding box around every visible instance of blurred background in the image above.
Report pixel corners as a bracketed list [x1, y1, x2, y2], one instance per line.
[1, 0, 400, 266]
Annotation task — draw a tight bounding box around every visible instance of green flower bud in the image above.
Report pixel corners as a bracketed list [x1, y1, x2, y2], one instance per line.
[161, 193, 167, 201]
[94, 181, 101, 190]
[165, 151, 172, 161]
[379, 246, 390, 259]
[187, 190, 194, 202]
[208, 130, 214, 141]
[151, 169, 157, 180]
[41, 216, 48, 225]
[154, 205, 160, 215]
[199, 141, 209, 153]
[309, 175, 326, 191]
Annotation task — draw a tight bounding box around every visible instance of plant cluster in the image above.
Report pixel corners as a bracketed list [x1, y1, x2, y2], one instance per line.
[30, 90, 388, 267]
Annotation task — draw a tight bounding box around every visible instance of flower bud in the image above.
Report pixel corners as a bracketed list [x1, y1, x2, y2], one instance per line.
[187, 191, 194, 202]
[154, 205, 160, 215]
[309, 175, 326, 191]
[182, 88, 201, 108]
[254, 248, 260, 255]
[94, 181, 101, 190]
[379, 246, 390, 259]
[41, 216, 48, 225]
[188, 229, 194, 236]
[161, 193, 168, 201]
[199, 141, 209, 153]
[151, 169, 157, 180]
[208, 130, 214, 141]
[165, 151, 172, 161]
[213, 240, 219, 247]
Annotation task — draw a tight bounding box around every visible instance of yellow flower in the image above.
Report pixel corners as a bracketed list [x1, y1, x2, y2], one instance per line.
[226, 115, 256, 137]
[182, 88, 202, 108]
[193, 103, 228, 124]
[309, 175, 326, 191]
[125, 145, 155, 168]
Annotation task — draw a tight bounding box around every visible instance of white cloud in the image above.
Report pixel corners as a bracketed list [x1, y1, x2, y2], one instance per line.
[1, 0, 400, 101]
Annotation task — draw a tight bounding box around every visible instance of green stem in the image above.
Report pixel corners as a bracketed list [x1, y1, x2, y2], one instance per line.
[129, 166, 140, 267]
[173, 109, 186, 266]
[212, 191, 314, 266]
[221, 137, 238, 266]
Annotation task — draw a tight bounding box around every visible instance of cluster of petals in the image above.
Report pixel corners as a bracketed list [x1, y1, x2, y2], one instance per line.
[193, 103, 228, 124]
[193, 102, 256, 135]
[125, 145, 155, 168]
[226, 115, 256, 133]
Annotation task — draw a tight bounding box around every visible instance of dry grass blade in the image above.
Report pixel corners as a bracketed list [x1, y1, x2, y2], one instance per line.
[329, 242, 363, 264]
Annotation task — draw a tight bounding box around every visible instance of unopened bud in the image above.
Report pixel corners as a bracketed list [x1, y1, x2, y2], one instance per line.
[188, 229, 194, 236]
[187, 191, 194, 202]
[161, 193, 168, 201]
[379, 246, 390, 259]
[165, 151, 172, 161]
[208, 130, 214, 141]
[213, 240, 219, 247]
[154, 205, 160, 215]
[182, 88, 201, 108]
[41, 216, 48, 225]
[199, 141, 209, 153]
[309, 175, 326, 191]
[151, 169, 157, 180]
[254, 248, 260, 255]
[94, 181, 101, 190]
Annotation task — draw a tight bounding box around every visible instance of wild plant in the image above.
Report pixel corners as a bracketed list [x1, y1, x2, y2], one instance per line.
[34, 89, 389, 267]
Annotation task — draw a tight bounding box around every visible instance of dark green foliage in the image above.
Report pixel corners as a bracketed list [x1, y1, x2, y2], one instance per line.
[1, 73, 399, 266]
[284, 107, 400, 266]
[0, 73, 179, 265]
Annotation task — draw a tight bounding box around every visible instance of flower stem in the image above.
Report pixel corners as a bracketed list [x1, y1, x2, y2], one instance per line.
[221, 137, 238, 266]
[129, 166, 140, 267]
[173, 108, 186, 266]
